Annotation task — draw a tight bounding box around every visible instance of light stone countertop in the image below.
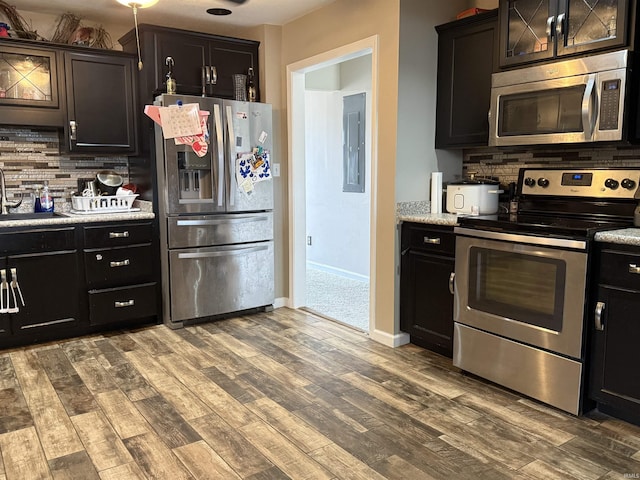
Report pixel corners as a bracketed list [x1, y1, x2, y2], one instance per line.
[397, 212, 459, 226]
[0, 200, 154, 228]
[595, 228, 640, 247]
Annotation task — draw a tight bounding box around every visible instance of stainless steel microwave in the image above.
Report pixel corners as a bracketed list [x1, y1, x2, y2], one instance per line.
[489, 50, 635, 147]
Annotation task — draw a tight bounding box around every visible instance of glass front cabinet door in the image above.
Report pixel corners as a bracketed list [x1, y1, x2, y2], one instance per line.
[0, 43, 63, 126]
[500, 0, 629, 67]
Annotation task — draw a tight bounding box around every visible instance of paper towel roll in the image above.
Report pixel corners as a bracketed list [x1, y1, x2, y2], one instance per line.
[431, 172, 443, 214]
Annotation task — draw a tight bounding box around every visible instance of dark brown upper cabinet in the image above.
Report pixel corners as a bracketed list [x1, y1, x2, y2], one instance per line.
[435, 9, 499, 148]
[0, 40, 64, 127]
[500, 0, 633, 68]
[63, 50, 138, 155]
[119, 24, 260, 103]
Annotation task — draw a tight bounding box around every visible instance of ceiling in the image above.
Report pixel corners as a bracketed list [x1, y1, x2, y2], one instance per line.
[8, 0, 337, 34]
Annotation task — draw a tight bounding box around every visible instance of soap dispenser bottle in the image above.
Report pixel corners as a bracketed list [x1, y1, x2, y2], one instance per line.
[36, 181, 54, 213]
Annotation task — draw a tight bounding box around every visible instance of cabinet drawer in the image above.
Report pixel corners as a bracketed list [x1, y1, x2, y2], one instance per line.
[83, 222, 152, 248]
[403, 223, 455, 256]
[84, 244, 153, 288]
[0, 227, 75, 255]
[89, 282, 157, 326]
[599, 251, 640, 290]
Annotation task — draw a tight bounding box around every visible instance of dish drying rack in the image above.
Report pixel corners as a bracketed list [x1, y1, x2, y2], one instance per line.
[71, 194, 139, 214]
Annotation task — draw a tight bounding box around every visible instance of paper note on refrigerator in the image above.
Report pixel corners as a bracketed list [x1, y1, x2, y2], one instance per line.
[158, 103, 202, 139]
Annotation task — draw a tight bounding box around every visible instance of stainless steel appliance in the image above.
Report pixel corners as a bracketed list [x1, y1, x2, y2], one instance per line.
[489, 49, 639, 147]
[453, 168, 640, 415]
[154, 94, 274, 328]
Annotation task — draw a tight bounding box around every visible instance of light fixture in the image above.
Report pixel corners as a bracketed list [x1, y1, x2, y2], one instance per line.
[116, 0, 159, 71]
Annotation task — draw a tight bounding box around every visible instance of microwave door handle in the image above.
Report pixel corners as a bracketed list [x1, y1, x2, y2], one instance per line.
[582, 74, 597, 140]
[213, 104, 224, 207]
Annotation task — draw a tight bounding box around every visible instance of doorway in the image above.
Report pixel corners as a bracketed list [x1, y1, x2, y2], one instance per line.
[287, 37, 378, 333]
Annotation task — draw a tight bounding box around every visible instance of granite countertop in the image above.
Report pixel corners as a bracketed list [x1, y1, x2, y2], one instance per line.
[595, 228, 640, 246]
[0, 200, 154, 228]
[396, 201, 459, 226]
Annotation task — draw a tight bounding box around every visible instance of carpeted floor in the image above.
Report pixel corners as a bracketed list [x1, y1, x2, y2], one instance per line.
[304, 267, 369, 332]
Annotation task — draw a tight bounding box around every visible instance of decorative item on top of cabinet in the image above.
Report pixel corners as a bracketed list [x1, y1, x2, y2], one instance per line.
[118, 24, 260, 102]
[589, 242, 640, 426]
[62, 49, 138, 155]
[0, 40, 64, 127]
[499, 0, 633, 68]
[435, 9, 498, 149]
[400, 222, 455, 357]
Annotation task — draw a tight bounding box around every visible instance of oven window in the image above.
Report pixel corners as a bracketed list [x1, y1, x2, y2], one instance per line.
[468, 247, 565, 331]
[498, 86, 584, 136]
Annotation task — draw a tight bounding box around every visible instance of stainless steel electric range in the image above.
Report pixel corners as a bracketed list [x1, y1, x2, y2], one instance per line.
[453, 167, 639, 415]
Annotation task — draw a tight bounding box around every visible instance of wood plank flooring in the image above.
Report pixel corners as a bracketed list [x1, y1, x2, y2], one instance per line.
[0, 307, 638, 479]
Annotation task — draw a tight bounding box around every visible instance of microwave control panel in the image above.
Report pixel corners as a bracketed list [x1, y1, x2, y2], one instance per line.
[599, 79, 621, 131]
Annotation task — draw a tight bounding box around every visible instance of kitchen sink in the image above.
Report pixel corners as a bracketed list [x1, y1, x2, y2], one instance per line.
[0, 212, 65, 221]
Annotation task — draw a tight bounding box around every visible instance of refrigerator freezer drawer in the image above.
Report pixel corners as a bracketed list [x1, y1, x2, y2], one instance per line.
[168, 212, 273, 248]
[168, 240, 274, 323]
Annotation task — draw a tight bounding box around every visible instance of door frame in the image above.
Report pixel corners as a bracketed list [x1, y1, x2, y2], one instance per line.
[286, 36, 379, 333]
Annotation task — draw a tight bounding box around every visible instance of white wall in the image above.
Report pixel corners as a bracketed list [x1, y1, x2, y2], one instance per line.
[305, 55, 372, 278]
[395, 0, 469, 202]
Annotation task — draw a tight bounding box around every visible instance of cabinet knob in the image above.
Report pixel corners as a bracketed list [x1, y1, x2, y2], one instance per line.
[423, 237, 441, 245]
[595, 301, 605, 331]
[629, 264, 640, 274]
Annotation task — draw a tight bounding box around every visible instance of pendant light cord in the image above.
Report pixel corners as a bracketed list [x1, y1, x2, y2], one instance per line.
[132, 4, 143, 70]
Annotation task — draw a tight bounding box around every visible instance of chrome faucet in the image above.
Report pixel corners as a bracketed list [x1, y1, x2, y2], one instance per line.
[0, 169, 22, 215]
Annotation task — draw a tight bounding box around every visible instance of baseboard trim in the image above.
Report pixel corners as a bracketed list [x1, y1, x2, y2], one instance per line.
[369, 329, 410, 348]
[273, 297, 289, 309]
[306, 261, 369, 282]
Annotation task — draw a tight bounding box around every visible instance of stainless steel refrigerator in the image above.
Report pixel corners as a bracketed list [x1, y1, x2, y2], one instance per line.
[154, 94, 274, 328]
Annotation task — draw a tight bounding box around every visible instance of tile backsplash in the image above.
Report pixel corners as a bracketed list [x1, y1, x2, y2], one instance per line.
[463, 145, 640, 185]
[0, 127, 128, 212]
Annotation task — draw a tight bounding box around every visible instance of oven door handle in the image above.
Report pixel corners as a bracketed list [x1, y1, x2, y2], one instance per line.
[448, 272, 455, 295]
[582, 74, 597, 141]
[595, 301, 605, 331]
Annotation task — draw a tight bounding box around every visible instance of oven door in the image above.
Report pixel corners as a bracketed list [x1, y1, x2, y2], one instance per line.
[453, 228, 588, 360]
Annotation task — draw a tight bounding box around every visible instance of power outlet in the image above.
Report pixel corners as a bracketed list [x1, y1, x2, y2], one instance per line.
[272, 163, 280, 177]
[307, 236, 312, 246]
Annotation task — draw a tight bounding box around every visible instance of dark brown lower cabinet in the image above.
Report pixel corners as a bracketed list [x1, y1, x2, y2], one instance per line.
[589, 243, 640, 425]
[400, 222, 455, 357]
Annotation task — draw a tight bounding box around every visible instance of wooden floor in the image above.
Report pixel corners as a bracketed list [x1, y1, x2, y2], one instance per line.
[0, 308, 638, 479]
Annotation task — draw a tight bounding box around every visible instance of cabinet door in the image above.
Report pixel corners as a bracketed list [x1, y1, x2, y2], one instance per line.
[557, 0, 628, 57]
[155, 31, 209, 96]
[0, 43, 64, 126]
[400, 249, 455, 358]
[589, 285, 640, 423]
[8, 250, 81, 336]
[500, 0, 556, 67]
[436, 10, 498, 148]
[64, 51, 137, 154]
[207, 39, 259, 100]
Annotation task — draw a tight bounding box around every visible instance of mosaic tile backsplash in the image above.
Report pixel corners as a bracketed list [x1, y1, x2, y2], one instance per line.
[0, 127, 128, 212]
[463, 145, 640, 185]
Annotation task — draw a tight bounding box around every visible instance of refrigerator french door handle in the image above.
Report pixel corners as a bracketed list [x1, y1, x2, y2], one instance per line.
[214, 104, 224, 207]
[226, 105, 236, 207]
[178, 245, 269, 259]
[176, 215, 269, 226]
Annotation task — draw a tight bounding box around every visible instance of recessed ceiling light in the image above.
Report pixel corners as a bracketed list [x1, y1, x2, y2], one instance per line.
[207, 8, 232, 15]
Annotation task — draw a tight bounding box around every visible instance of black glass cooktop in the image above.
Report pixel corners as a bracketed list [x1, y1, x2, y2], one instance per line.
[457, 213, 633, 239]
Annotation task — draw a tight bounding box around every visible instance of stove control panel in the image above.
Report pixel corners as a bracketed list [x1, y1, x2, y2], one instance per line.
[521, 169, 640, 199]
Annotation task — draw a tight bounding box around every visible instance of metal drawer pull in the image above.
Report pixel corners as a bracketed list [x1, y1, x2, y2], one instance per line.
[110, 259, 130, 268]
[423, 237, 441, 245]
[109, 231, 130, 239]
[595, 301, 605, 331]
[115, 300, 135, 308]
[629, 264, 640, 274]
[448, 272, 455, 295]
